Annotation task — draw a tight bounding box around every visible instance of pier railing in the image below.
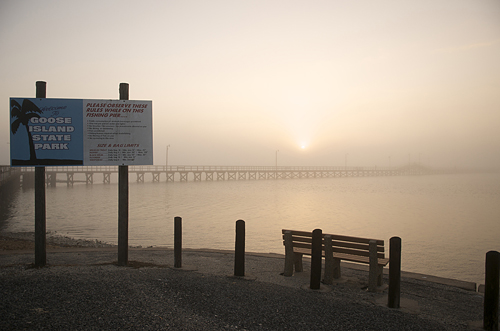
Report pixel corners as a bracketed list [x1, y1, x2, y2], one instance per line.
[1, 164, 472, 187]
[16, 165, 385, 173]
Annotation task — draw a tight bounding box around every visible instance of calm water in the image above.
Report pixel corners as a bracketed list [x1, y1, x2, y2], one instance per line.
[3, 172, 500, 285]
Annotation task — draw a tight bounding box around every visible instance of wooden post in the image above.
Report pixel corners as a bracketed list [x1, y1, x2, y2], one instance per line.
[117, 83, 129, 266]
[174, 216, 182, 268]
[310, 228, 322, 290]
[388, 236, 402, 308]
[283, 231, 294, 277]
[484, 251, 499, 331]
[34, 81, 46, 268]
[234, 220, 245, 277]
[323, 234, 333, 285]
[368, 240, 378, 292]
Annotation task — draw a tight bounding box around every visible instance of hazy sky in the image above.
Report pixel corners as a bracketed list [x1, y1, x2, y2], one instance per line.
[2, 0, 499, 168]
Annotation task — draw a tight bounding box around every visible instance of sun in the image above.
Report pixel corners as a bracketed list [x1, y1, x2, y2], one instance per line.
[301, 145, 306, 149]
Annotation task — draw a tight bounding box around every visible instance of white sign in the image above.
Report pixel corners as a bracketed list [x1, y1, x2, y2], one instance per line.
[83, 99, 153, 165]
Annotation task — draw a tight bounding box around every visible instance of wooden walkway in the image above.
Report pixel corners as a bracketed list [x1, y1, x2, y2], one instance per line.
[8, 164, 454, 187]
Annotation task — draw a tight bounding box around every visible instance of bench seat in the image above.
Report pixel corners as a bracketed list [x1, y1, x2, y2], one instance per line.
[282, 229, 389, 289]
[292, 247, 389, 266]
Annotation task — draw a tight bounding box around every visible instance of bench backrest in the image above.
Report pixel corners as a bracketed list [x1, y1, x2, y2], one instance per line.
[282, 229, 385, 259]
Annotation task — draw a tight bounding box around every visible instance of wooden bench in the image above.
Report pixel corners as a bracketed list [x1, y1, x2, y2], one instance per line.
[282, 229, 389, 288]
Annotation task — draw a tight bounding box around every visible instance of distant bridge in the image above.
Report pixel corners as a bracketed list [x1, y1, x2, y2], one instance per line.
[2, 164, 458, 187]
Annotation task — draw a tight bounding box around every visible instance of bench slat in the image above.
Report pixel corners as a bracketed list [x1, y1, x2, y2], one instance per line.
[290, 242, 385, 259]
[282, 229, 384, 245]
[282, 237, 385, 253]
[292, 247, 389, 266]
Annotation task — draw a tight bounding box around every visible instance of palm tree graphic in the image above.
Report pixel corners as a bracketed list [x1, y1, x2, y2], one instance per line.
[11, 99, 44, 162]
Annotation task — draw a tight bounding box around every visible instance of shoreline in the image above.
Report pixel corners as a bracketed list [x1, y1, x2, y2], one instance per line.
[0, 231, 117, 250]
[0, 231, 479, 292]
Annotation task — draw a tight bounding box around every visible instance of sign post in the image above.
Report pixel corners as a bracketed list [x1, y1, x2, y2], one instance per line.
[10, 82, 153, 267]
[34, 81, 46, 267]
[118, 83, 129, 266]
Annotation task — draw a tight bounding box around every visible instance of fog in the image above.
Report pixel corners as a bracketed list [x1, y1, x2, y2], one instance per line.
[2, 1, 499, 169]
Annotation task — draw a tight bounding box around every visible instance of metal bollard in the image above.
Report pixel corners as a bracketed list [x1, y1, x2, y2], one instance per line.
[234, 220, 245, 277]
[388, 236, 402, 308]
[484, 250, 499, 331]
[174, 216, 182, 268]
[310, 229, 322, 290]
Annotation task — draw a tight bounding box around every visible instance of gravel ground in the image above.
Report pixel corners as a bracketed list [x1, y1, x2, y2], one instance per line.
[0, 265, 477, 331]
[0, 232, 492, 330]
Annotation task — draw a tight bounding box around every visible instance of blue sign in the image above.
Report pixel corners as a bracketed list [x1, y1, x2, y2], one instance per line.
[10, 98, 84, 166]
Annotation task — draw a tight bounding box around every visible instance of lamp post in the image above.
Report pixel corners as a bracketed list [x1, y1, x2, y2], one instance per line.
[166, 145, 170, 170]
[345, 153, 348, 170]
[275, 150, 279, 180]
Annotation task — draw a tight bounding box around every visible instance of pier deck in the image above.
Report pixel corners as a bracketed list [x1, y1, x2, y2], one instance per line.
[6, 164, 454, 187]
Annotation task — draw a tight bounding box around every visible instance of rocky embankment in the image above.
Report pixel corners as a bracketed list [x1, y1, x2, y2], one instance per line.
[0, 232, 116, 250]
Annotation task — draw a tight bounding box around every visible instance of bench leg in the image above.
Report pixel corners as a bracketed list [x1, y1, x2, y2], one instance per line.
[294, 253, 303, 272]
[332, 258, 341, 279]
[283, 252, 294, 277]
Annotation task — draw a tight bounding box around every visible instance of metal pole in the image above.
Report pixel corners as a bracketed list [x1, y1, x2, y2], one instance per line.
[117, 83, 129, 266]
[166, 144, 170, 170]
[34, 81, 46, 268]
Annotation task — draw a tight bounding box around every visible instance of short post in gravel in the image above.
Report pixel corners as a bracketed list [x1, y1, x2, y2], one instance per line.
[283, 230, 294, 277]
[483, 250, 499, 330]
[368, 240, 378, 292]
[387, 236, 402, 308]
[34, 81, 47, 268]
[174, 216, 182, 268]
[234, 220, 245, 277]
[310, 228, 322, 290]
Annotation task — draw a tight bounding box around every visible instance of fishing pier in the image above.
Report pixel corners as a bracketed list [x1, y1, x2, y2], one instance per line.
[6, 164, 453, 187]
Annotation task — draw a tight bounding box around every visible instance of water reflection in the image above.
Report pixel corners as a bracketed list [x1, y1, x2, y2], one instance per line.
[0, 179, 21, 232]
